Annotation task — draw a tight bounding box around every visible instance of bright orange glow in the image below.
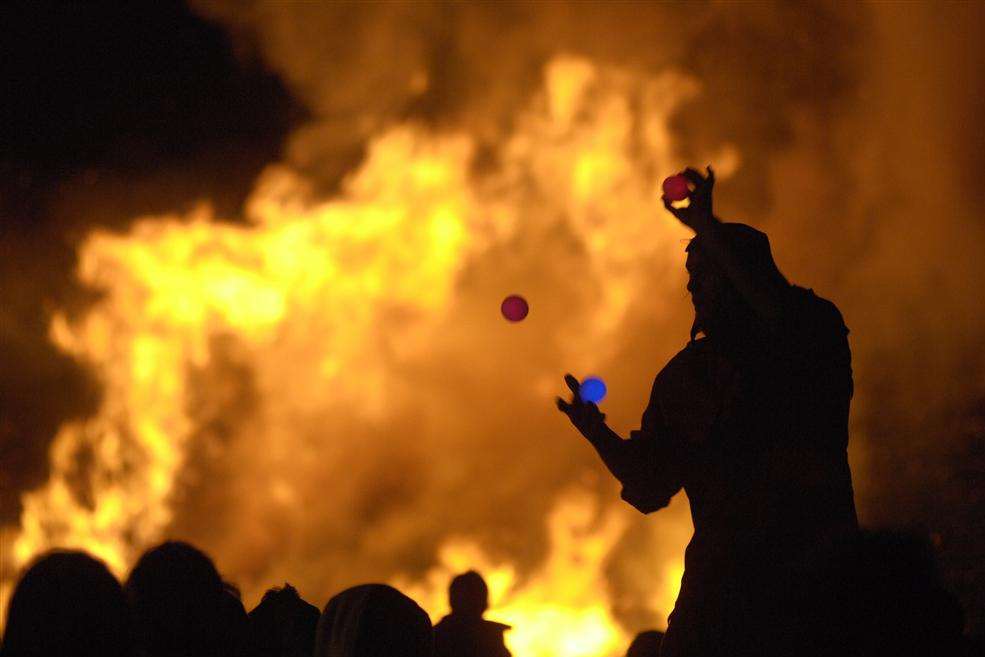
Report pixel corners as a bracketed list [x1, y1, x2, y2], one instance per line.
[398, 492, 684, 657]
[5, 55, 709, 651]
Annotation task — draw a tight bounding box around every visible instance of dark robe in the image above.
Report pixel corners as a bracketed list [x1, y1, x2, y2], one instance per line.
[620, 287, 859, 657]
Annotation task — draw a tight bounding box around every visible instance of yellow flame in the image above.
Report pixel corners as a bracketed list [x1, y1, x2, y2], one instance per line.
[397, 491, 667, 657]
[10, 128, 479, 578]
[4, 55, 712, 650]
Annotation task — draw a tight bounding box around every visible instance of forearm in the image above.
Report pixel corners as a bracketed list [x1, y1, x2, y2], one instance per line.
[580, 421, 636, 483]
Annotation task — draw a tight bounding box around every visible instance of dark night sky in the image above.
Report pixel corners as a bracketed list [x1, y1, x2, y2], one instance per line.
[1, 1, 302, 513]
[1, 2, 299, 211]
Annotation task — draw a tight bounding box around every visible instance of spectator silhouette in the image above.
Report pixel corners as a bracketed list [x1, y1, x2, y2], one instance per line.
[125, 540, 243, 657]
[433, 571, 511, 657]
[314, 584, 432, 657]
[1, 550, 130, 657]
[221, 583, 250, 657]
[855, 529, 977, 657]
[558, 167, 859, 657]
[625, 630, 664, 657]
[247, 583, 319, 657]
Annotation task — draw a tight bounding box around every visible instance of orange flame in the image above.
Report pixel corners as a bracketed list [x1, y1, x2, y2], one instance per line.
[397, 490, 684, 657]
[4, 55, 719, 652]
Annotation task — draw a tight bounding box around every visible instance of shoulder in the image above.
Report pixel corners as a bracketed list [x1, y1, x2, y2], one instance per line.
[787, 286, 849, 336]
[433, 615, 458, 631]
[670, 338, 711, 365]
[648, 339, 711, 406]
[780, 288, 852, 374]
[657, 339, 709, 379]
[481, 619, 512, 633]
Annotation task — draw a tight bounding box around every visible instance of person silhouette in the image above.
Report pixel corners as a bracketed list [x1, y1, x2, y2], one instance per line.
[557, 167, 859, 657]
[625, 630, 664, 657]
[219, 583, 249, 657]
[124, 540, 243, 657]
[314, 584, 432, 657]
[1, 550, 131, 657]
[433, 571, 511, 657]
[247, 583, 320, 657]
[854, 529, 975, 657]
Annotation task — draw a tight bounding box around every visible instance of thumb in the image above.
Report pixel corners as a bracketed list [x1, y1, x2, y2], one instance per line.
[662, 195, 684, 220]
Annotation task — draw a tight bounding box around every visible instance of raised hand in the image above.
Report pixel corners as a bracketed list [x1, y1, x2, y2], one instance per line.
[663, 165, 716, 233]
[556, 373, 606, 438]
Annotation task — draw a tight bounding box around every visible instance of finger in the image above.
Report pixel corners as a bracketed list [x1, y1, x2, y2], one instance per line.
[564, 373, 581, 396]
[681, 167, 706, 188]
[706, 165, 715, 187]
[662, 195, 684, 219]
[556, 397, 571, 414]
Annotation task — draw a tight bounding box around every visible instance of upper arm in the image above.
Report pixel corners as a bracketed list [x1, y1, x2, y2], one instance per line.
[619, 377, 686, 513]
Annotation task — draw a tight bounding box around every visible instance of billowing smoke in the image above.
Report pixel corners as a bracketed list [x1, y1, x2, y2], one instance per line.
[2, 0, 983, 644]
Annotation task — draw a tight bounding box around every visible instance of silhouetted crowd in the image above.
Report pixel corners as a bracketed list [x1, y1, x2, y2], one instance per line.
[1, 530, 980, 657]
